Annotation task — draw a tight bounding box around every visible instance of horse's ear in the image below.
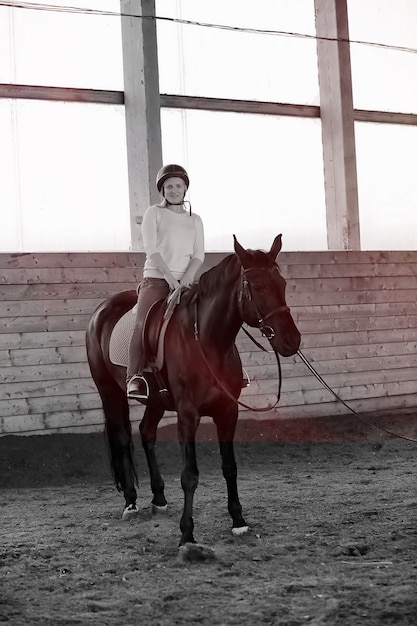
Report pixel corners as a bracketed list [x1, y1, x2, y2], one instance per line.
[233, 234, 251, 267]
[269, 234, 282, 260]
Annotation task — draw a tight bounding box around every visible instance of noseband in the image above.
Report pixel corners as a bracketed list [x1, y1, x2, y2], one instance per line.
[238, 267, 289, 339]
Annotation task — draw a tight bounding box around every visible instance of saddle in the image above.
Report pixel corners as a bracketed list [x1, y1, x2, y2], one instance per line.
[142, 298, 170, 371]
[142, 298, 174, 401]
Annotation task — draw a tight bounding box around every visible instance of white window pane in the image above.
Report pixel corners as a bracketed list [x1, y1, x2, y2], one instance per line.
[348, 0, 417, 113]
[161, 108, 326, 251]
[0, 100, 130, 252]
[0, 100, 20, 250]
[0, 1, 123, 89]
[356, 122, 417, 250]
[156, 0, 319, 105]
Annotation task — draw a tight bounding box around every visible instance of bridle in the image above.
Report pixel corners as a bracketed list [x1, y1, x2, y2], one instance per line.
[238, 266, 290, 341]
[194, 264, 288, 412]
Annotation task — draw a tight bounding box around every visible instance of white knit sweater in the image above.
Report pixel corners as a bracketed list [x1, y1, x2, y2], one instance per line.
[142, 204, 205, 280]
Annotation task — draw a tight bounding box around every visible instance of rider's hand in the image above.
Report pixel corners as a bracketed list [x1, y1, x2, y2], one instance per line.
[180, 276, 193, 288]
[166, 275, 180, 290]
[180, 270, 195, 289]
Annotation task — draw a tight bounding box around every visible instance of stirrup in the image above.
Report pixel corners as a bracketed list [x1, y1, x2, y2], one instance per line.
[242, 367, 251, 388]
[127, 375, 150, 400]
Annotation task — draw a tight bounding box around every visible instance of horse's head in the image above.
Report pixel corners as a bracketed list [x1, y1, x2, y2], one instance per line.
[233, 234, 301, 357]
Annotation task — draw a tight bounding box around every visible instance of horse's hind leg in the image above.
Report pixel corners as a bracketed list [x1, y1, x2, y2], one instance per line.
[140, 404, 167, 512]
[101, 389, 138, 518]
[215, 408, 249, 535]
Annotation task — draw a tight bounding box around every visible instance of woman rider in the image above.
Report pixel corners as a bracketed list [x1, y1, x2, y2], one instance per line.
[126, 164, 205, 401]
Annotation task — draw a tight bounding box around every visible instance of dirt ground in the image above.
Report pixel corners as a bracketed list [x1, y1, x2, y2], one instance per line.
[1, 417, 417, 626]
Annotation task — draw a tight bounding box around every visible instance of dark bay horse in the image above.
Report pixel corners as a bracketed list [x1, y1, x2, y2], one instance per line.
[86, 235, 301, 546]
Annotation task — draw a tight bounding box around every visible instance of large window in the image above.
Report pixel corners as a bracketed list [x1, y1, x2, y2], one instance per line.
[348, 0, 417, 114]
[356, 122, 417, 250]
[0, 99, 130, 252]
[157, 0, 324, 251]
[161, 108, 326, 251]
[156, 0, 318, 105]
[0, 0, 128, 252]
[0, 0, 123, 89]
[347, 0, 417, 250]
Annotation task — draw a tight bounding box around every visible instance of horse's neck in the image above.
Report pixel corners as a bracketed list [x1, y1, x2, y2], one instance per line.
[197, 279, 241, 348]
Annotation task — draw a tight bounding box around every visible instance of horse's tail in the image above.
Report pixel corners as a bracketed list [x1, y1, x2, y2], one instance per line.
[86, 291, 138, 491]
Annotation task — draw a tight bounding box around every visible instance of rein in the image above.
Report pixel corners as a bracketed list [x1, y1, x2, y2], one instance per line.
[193, 318, 283, 412]
[192, 265, 286, 412]
[296, 349, 417, 444]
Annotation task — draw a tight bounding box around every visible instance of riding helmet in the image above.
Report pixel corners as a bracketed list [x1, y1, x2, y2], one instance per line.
[156, 164, 189, 193]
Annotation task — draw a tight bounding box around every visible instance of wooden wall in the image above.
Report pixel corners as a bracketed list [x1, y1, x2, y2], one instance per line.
[1, 250, 417, 436]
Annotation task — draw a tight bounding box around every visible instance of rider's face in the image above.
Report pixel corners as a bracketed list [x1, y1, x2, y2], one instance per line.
[163, 177, 187, 204]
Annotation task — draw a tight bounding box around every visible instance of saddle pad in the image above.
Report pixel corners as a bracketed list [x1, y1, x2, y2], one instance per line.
[109, 304, 137, 367]
[109, 302, 170, 371]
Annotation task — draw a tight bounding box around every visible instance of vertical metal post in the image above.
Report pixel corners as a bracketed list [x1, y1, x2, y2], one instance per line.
[315, 0, 361, 250]
[120, 0, 163, 250]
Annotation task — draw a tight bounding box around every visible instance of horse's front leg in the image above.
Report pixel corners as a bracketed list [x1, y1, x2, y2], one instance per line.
[215, 406, 249, 535]
[139, 404, 167, 512]
[177, 401, 201, 546]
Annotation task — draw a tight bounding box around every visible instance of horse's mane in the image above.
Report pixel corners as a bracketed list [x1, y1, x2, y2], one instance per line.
[180, 247, 279, 308]
[179, 253, 238, 308]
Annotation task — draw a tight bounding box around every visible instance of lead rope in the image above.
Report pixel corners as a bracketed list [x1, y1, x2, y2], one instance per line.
[296, 349, 417, 444]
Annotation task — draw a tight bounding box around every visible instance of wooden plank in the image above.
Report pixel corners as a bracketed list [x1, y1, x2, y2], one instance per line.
[0, 83, 124, 105]
[0, 315, 93, 334]
[241, 381, 417, 407]
[1, 267, 143, 285]
[280, 262, 417, 279]
[294, 313, 417, 330]
[1, 403, 146, 435]
[0, 362, 92, 384]
[354, 109, 417, 126]
[287, 289, 417, 307]
[292, 342, 417, 361]
[278, 251, 417, 266]
[161, 94, 320, 119]
[0, 393, 100, 417]
[285, 275, 417, 293]
[0, 252, 145, 269]
[1, 413, 47, 434]
[243, 355, 417, 378]
[1, 331, 85, 350]
[1, 378, 97, 400]
[300, 327, 417, 348]
[240, 395, 417, 420]
[0, 282, 136, 301]
[0, 346, 88, 367]
[291, 302, 417, 320]
[237, 332, 417, 354]
[1, 299, 107, 318]
[241, 374, 417, 404]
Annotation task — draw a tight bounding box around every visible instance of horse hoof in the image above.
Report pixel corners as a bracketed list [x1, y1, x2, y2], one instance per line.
[232, 525, 249, 536]
[121, 504, 139, 520]
[151, 503, 168, 515]
[178, 543, 216, 562]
